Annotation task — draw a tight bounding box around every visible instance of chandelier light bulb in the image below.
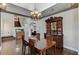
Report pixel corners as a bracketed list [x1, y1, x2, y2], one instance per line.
[33, 14, 36, 17]
[38, 13, 41, 16]
[37, 14, 40, 17]
[35, 11, 38, 14]
[31, 12, 34, 15]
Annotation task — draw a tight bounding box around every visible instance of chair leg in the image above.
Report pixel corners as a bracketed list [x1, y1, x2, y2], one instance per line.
[22, 46, 24, 54]
[54, 44, 56, 55]
[22, 45, 26, 55]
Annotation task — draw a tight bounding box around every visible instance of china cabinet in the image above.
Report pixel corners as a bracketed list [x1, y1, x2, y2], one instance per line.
[45, 17, 63, 48]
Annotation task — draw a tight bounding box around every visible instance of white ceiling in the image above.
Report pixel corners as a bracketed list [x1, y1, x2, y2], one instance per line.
[10, 3, 77, 18]
[12, 3, 56, 12]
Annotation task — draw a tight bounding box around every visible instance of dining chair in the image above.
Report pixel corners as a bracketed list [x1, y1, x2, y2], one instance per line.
[46, 35, 56, 55]
[29, 39, 40, 55]
[46, 35, 53, 46]
[22, 35, 29, 55]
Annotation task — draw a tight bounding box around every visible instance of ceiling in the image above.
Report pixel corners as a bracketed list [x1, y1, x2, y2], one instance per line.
[11, 3, 78, 18]
[12, 3, 57, 12]
[42, 3, 78, 17]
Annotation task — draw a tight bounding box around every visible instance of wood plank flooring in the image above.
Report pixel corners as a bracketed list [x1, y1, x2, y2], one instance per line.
[0, 37, 78, 55]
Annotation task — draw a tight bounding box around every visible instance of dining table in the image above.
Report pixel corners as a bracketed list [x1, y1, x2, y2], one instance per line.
[34, 39, 56, 55]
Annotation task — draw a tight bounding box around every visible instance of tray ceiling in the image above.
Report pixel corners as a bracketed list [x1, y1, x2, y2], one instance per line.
[12, 3, 57, 12]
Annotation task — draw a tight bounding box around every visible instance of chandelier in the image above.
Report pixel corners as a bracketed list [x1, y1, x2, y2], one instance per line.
[31, 11, 41, 19]
[30, 4, 42, 19]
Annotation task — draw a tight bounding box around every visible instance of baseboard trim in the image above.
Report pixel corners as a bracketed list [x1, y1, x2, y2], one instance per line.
[64, 45, 78, 52]
[1, 36, 15, 42]
[1, 36, 13, 39]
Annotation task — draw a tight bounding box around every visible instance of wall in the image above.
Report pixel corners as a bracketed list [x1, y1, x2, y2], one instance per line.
[39, 8, 78, 52]
[1, 12, 14, 37]
[78, 5, 79, 54]
[0, 11, 1, 46]
[24, 17, 32, 42]
[1, 12, 27, 37]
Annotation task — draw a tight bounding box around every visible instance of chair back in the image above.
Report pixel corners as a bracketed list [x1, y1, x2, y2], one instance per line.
[29, 39, 35, 47]
[22, 35, 28, 45]
[46, 35, 53, 46]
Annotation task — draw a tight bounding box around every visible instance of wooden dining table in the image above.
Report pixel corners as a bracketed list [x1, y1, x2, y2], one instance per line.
[34, 39, 56, 55]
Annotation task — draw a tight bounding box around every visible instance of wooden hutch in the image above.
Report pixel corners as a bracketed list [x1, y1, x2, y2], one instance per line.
[45, 17, 63, 48]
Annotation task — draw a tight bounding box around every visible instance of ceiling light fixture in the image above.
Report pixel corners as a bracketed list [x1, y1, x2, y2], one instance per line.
[30, 4, 42, 20]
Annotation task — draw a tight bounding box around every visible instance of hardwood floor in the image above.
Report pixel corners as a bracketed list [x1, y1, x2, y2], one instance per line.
[47, 48, 78, 55]
[1, 38, 16, 55]
[0, 37, 78, 55]
[1, 37, 22, 55]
